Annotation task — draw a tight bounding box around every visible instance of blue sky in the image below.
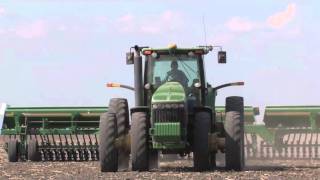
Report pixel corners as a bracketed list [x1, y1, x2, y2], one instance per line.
[0, 1, 319, 108]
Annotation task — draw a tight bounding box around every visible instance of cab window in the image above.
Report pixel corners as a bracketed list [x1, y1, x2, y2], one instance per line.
[150, 55, 200, 88]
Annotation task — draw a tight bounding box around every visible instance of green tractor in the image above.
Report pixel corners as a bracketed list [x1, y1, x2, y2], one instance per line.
[99, 44, 245, 172]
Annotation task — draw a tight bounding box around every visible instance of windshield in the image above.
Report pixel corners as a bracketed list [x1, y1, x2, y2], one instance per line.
[149, 55, 200, 88]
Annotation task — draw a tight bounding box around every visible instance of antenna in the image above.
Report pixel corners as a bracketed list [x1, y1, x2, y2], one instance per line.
[202, 15, 208, 46]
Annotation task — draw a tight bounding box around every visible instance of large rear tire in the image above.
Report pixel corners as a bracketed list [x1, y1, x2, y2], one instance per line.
[225, 96, 245, 171]
[193, 111, 211, 171]
[131, 112, 149, 171]
[28, 139, 41, 161]
[8, 140, 18, 162]
[99, 112, 118, 172]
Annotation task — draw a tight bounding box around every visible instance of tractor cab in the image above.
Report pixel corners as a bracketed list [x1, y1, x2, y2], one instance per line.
[125, 44, 227, 107]
[141, 44, 222, 108]
[143, 46, 206, 107]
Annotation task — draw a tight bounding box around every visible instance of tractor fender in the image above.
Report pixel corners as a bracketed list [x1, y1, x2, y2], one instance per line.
[130, 106, 149, 115]
[194, 106, 212, 114]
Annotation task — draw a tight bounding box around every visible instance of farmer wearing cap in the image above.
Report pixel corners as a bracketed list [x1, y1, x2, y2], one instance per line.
[165, 61, 189, 87]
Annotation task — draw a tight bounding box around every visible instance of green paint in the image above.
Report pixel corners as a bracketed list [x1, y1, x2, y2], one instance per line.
[151, 122, 181, 142]
[150, 122, 185, 149]
[245, 124, 276, 144]
[263, 106, 320, 128]
[215, 106, 257, 124]
[244, 106, 320, 147]
[1, 106, 106, 159]
[151, 82, 185, 104]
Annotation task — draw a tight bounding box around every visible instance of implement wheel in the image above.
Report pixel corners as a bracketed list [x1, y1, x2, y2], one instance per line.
[131, 112, 149, 171]
[28, 139, 41, 161]
[8, 140, 18, 162]
[193, 111, 211, 171]
[225, 96, 245, 171]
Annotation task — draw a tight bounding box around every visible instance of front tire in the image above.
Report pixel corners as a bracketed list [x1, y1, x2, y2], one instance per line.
[99, 112, 118, 172]
[193, 111, 211, 171]
[225, 96, 245, 171]
[131, 112, 149, 171]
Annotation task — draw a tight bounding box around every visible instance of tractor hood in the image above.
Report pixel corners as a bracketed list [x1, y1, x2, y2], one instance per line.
[152, 82, 185, 103]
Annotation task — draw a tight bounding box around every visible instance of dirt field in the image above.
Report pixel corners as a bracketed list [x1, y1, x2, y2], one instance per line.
[1, 147, 320, 180]
[1, 137, 320, 180]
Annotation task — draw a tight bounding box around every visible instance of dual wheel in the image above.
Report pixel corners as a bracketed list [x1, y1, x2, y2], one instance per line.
[193, 96, 245, 171]
[99, 98, 130, 172]
[99, 98, 158, 172]
[99, 96, 244, 172]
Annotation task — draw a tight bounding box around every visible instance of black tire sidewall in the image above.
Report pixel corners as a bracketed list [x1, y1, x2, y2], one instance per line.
[99, 112, 118, 172]
[225, 96, 245, 171]
[131, 111, 149, 171]
[193, 111, 211, 171]
[112, 98, 130, 170]
[8, 140, 18, 162]
[99, 98, 130, 172]
[28, 139, 40, 161]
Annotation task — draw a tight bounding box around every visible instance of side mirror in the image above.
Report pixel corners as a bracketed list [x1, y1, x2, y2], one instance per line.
[126, 52, 134, 65]
[218, 51, 227, 64]
[253, 107, 260, 116]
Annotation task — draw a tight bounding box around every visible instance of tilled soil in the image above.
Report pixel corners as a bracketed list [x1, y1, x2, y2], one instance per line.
[1, 137, 320, 180]
[2, 149, 320, 180]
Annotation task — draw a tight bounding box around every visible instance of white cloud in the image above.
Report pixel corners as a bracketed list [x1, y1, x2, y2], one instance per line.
[0, 28, 5, 35]
[118, 14, 134, 22]
[225, 17, 256, 32]
[116, 14, 135, 33]
[140, 26, 160, 34]
[0, 6, 5, 16]
[211, 32, 235, 45]
[14, 20, 48, 39]
[267, 3, 297, 29]
[94, 16, 108, 24]
[115, 10, 183, 35]
[57, 24, 67, 31]
[225, 3, 297, 33]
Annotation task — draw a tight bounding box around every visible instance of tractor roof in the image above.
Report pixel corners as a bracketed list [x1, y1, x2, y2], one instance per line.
[141, 44, 213, 55]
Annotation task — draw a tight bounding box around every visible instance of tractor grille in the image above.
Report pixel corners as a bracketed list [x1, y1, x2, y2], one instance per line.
[152, 103, 185, 123]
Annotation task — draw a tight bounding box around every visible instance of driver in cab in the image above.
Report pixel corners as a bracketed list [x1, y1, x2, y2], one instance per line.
[164, 61, 189, 87]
